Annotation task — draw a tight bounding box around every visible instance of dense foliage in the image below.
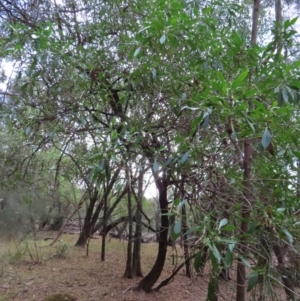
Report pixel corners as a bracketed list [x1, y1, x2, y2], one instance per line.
[1, 0, 300, 300]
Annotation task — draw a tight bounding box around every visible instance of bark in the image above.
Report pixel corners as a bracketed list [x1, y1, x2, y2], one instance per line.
[167, 214, 175, 246]
[275, 0, 283, 60]
[123, 179, 133, 278]
[137, 178, 169, 292]
[132, 168, 144, 277]
[92, 184, 128, 234]
[273, 244, 296, 300]
[236, 140, 252, 301]
[182, 203, 191, 278]
[75, 188, 99, 246]
[101, 191, 108, 261]
[236, 2, 260, 301]
[75, 169, 121, 246]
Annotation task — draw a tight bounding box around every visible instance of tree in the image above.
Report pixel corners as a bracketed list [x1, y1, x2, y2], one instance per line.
[1, 0, 300, 299]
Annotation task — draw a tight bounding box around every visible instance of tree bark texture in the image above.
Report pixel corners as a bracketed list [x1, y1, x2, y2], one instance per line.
[132, 168, 144, 277]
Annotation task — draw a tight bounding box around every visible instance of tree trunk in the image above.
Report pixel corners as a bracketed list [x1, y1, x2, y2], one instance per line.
[274, 0, 283, 60]
[137, 178, 169, 292]
[273, 244, 296, 301]
[76, 169, 121, 246]
[123, 178, 133, 278]
[236, 1, 260, 300]
[75, 189, 98, 247]
[236, 141, 252, 301]
[132, 168, 144, 277]
[101, 193, 108, 261]
[182, 203, 191, 278]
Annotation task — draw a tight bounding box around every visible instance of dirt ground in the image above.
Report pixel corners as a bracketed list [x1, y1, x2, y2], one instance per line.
[0, 233, 293, 301]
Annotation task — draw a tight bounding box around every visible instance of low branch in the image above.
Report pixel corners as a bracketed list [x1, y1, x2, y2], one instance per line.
[154, 253, 197, 292]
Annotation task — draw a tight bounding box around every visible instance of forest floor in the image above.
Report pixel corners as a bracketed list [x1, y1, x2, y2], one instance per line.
[0, 232, 294, 301]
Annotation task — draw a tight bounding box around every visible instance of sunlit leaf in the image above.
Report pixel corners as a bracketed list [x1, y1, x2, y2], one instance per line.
[153, 160, 159, 173]
[134, 47, 141, 57]
[179, 151, 189, 164]
[282, 229, 293, 244]
[261, 128, 272, 149]
[160, 34, 166, 44]
[218, 218, 228, 229]
[174, 220, 181, 234]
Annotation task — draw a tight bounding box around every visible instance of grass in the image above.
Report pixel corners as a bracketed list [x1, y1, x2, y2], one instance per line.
[0, 232, 295, 301]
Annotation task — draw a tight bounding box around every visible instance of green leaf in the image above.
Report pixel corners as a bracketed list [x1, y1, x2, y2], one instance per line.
[173, 198, 180, 206]
[207, 277, 218, 301]
[261, 128, 271, 149]
[218, 218, 228, 229]
[224, 249, 233, 268]
[277, 91, 284, 106]
[221, 225, 235, 231]
[209, 243, 221, 264]
[174, 220, 181, 234]
[151, 69, 156, 79]
[282, 229, 293, 244]
[134, 47, 141, 57]
[276, 208, 285, 213]
[179, 151, 189, 164]
[246, 118, 255, 133]
[153, 160, 159, 173]
[231, 130, 237, 141]
[159, 34, 166, 44]
[194, 251, 202, 273]
[25, 126, 31, 136]
[282, 87, 289, 103]
[247, 224, 257, 234]
[239, 255, 251, 268]
[229, 243, 235, 252]
[178, 199, 187, 208]
[247, 271, 259, 292]
[181, 106, 200, 111]
[217, 238, 236, 244]
[231, 70, 248, 89]
[203, 115, 209, 130]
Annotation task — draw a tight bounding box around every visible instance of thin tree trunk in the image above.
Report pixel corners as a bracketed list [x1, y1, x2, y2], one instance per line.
[275, 0, 283, 60]
[101, 195, 107, 261]
[123, 168, 133, 278]
[137, 177, 169, 292]
[182, 203, 191, 278]
[236, 2, 260, 301]
[236, 142, 252, 301]
[132, 168, 144, 277]
[273, 244, 296, 301]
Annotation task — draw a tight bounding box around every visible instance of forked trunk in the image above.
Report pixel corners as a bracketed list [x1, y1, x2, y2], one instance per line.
[75, 189, 99, 247]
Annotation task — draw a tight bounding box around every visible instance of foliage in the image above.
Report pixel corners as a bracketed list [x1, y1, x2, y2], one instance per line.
[0, 0, 300, 299]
